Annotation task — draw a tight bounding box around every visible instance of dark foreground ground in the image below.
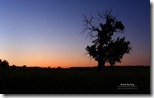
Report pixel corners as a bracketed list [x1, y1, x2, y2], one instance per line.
[0, 66, 150, 94]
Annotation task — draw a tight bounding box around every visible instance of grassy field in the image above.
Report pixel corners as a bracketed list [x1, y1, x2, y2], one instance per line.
[0, 66, 150, 94]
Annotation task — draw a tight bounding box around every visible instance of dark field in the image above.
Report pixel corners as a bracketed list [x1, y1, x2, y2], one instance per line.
[0, 66, 150, 94]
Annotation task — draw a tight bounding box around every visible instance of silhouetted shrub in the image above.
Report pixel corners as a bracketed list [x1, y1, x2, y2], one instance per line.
[0, 59, 9, 69]
[11, 65, 16, 68]
[57, 66, 62, 69]
[23, 65, 27, 68]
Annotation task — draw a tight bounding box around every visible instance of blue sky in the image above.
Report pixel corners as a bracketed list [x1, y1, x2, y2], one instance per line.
[0, 0, 150, 67]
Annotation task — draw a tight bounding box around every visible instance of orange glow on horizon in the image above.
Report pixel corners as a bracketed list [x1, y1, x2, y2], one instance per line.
[1, 48, 150, 68]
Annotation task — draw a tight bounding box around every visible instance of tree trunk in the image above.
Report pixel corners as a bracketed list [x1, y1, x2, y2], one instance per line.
[97, 40, 104, 72]
[110, 63, 115, 71]
[97, 60, 105, 72]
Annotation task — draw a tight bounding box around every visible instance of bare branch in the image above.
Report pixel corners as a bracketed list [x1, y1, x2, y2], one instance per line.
[81, 14, 101, 40]
[83, 15, 96, 30]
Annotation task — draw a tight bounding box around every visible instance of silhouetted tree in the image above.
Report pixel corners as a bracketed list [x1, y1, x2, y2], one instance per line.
[83, 10, 131, 71]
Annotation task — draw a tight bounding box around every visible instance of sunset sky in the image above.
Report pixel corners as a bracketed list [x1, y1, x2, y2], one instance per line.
[0, 0, 150, 68]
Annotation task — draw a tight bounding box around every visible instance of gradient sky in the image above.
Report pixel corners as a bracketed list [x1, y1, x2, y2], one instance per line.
[0, 0, 150, 68]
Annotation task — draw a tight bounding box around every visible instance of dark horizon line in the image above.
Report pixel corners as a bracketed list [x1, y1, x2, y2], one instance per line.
[9, 65, 150, 69]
